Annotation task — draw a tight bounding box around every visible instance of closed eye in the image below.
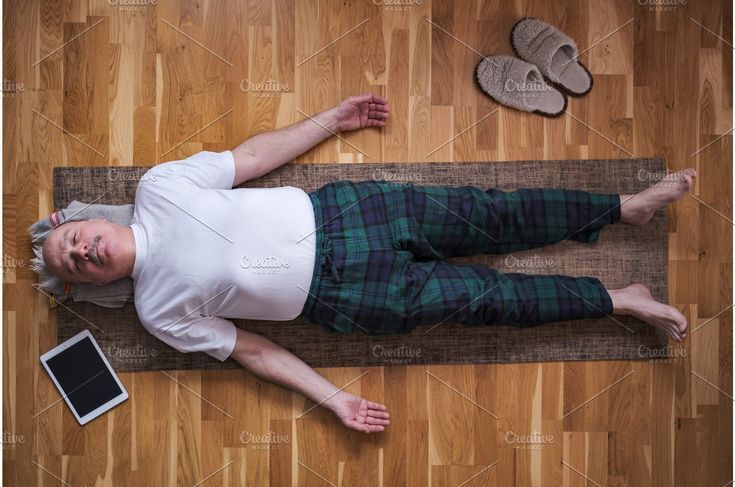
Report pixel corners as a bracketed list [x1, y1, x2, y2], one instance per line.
[69, 231, 79, 273]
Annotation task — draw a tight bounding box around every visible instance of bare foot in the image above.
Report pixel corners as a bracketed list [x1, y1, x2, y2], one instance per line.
[608, 283, 688, 342]
[620, 168, 696, 226]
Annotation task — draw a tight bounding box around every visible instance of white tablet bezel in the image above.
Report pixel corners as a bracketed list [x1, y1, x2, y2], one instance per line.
[40, 329, 129, 425]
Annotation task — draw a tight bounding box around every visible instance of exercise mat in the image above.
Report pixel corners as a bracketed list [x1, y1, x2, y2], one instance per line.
[53, 158, 670, 371]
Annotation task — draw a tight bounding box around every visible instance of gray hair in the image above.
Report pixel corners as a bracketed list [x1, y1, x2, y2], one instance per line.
[27, 218, 88, 293]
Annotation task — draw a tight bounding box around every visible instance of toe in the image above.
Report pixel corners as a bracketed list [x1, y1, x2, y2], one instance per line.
[671, 329, 682, 342]
[665, 307, 687, 332]
[664, 320, 683, 341]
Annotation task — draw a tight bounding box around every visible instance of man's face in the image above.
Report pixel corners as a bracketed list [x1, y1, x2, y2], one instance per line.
[42, 219, 129, 285]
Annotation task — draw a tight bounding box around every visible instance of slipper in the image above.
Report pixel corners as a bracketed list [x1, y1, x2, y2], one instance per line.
[474, 55, 567, 118]
[511, 17, 593, 97]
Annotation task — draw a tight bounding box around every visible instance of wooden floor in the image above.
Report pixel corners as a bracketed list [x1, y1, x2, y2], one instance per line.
[3, 0, 732, 485]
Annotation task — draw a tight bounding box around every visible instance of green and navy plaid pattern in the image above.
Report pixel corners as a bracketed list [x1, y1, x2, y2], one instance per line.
[300, 180, 620, 335]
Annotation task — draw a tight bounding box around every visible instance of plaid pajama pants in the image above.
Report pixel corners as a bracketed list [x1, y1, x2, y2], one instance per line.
[300, 180, 621, 335]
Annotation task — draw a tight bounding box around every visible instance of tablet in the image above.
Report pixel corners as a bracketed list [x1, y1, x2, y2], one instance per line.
[40, 330, 129, 425]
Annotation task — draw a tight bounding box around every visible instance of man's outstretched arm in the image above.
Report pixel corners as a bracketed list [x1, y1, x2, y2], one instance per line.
[229, 327, 391, 434]
[230, 93, 389, 185]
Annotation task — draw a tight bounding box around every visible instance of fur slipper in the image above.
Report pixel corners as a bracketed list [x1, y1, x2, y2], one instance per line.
[511, 17, 593, 97]
[475, 55, 567, 117]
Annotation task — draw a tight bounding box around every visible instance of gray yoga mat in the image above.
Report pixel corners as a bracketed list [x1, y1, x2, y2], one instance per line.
[53, 159, 670, 371]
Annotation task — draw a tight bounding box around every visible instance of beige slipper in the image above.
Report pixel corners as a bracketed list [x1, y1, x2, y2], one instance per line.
[511, 17, 593, 97]
[475, 55, 567, 117]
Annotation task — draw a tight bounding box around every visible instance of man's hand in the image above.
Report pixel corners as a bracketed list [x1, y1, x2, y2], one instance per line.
[331, 93, 390, 131]
[327, 391, 391, 433]
[232, 92, 389, 184]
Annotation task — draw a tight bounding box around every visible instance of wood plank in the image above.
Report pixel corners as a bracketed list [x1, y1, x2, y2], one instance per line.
[4, 0, 731, 484]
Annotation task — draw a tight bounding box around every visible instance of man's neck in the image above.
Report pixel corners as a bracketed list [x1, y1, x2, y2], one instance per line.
[122, 225, 136, 278]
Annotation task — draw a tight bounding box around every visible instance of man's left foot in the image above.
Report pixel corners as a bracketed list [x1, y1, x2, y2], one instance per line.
[620, 168, 696, 225]
[609, 283, 688, 342]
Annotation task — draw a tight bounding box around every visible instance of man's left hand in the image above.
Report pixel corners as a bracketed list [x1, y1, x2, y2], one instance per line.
[327, 390, 391, 433]
[331, 93, 390, 131]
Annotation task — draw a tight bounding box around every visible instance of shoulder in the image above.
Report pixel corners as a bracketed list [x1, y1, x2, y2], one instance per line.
[134, 166, 166, 198]
[136, 150, 234, 191]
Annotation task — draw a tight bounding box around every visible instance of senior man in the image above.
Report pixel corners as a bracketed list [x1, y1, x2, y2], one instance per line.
[34, 94, 693, 434]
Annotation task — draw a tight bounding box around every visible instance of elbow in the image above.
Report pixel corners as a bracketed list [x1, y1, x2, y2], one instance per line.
[232, 146, 262, 185]
[230, 328, 261, 362]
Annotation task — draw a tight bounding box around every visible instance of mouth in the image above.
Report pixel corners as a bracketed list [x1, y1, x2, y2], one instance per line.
[91, 236, 104, 266]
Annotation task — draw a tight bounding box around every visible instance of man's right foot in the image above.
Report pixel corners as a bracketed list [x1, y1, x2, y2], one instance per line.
[608, 283, 688, 342]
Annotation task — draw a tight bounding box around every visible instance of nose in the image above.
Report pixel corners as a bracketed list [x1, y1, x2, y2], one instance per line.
[70, 240, 89, 261]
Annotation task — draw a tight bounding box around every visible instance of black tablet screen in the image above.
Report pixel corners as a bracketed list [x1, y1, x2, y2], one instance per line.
[46, 336, 123, 418]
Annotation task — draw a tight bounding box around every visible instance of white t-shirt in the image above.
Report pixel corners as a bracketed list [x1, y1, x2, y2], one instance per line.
[130, 150, 317, 361]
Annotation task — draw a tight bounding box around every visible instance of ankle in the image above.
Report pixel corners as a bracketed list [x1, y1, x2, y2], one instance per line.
[618, 193, 653, 225]
[608, 288, 633, 315]
[618, 194, 635, 223]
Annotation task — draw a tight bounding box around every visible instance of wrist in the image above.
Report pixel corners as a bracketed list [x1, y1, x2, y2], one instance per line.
[320, 107, 341, 133]
[322, 389, 344, 412]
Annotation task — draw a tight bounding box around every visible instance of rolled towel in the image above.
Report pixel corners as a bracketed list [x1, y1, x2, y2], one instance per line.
[28, 201, 135, 308]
